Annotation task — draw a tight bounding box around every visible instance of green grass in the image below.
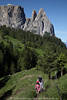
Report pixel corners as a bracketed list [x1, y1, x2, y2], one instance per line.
[39, 74, 67, 100]
[0, 68, 48, 100]
[56, 74, 67, 100]
[0, 68, 67, 100]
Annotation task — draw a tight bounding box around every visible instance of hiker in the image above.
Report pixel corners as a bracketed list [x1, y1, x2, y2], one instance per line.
[35, 80, 40, 94]
[35, 76, 44, 94]
[38, 76, 44, 91]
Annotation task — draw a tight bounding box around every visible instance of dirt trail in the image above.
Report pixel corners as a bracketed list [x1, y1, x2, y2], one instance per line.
[50, 80, 62, 100]
[20, 75, 34, 80]
[8, 75, 34, 100]
[33, 80, 60, 100]
[33, 89, 46, 100]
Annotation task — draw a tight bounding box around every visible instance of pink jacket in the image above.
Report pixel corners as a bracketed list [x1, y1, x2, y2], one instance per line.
[35, 84, 40, 92]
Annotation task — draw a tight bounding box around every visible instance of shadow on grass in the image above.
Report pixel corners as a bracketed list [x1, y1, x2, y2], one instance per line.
[0, 86, 16, 100]
[0, 76, 10, 89]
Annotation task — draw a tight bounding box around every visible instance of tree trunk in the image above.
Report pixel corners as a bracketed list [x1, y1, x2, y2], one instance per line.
[61, 68, 64, 76]
[55, 71, 57, 79]
[48, 72, 51, 79]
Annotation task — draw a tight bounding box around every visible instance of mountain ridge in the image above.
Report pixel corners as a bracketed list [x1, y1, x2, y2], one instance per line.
[0, 4, 55, 36]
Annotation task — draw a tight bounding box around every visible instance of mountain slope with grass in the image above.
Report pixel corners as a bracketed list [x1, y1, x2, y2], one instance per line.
[0, 68, 67, 100]
[0, 68, 47, 100]
[0, 26, 67, 100]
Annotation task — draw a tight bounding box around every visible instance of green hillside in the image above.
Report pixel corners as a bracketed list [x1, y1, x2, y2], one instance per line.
[0, 26, 67, 100]
[0, 68, 67, 100]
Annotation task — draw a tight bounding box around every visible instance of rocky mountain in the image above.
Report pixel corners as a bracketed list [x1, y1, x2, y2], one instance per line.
[0, 4, 26, 28]
[23, 8, 55, 36]
[0, 4, 55, 36]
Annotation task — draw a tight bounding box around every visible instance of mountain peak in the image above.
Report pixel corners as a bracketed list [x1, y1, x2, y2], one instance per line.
[38, 8, 46, 16]
[0, 5, 26, 28]
[39, 8, 45, 14]
[0, 5, 55, 36]
[24, 8, 55, 36]
[32, 10, 37, 21]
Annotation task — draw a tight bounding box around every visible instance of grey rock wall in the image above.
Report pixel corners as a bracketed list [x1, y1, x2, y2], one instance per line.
[23, 8, 55, 36]
[0, 5, 55, 36]
[0, 4, 26, 28]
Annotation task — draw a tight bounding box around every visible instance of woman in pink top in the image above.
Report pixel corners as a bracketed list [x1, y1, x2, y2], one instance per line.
[35, 80, 40, 94]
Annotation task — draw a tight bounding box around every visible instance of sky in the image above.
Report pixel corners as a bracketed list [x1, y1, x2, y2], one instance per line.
[0, 0, 67, 42]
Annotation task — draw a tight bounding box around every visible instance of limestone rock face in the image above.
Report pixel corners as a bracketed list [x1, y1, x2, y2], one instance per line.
[23, 8, 55, 36]
[0, 4, 26, 28]
[0, 5, 55, 36]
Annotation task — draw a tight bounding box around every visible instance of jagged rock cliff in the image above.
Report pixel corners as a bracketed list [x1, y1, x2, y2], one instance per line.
[0, 4, 55, 36]
[23, 8, 54, 36]
[0, 4, 26, 28]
